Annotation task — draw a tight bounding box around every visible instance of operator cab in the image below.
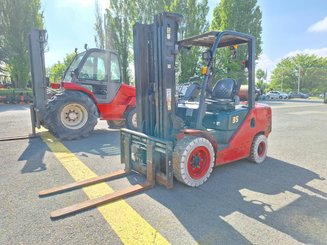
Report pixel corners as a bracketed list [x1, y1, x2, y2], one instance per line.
[176, 31, 256, 144]
[63, 48, 123, 103]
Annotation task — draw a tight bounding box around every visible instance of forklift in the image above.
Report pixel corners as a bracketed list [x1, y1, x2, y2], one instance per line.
[39, 12, 272, 218]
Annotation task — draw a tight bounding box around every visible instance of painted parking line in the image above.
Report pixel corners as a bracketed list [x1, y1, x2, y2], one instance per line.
[40, 131, 169, 245]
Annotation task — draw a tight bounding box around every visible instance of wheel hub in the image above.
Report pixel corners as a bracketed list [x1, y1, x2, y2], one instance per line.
[60, 103, 88, 130]
[190, 154, 201, 168]
[67, 110, 79, 121]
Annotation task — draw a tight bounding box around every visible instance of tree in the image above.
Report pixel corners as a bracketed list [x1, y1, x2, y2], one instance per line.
[0, 0, 43, 88]
[210, 0, 262, 82]
[94, 0, 208, 85]
[94, 0, 137, 85]
[270, 54, 327, 94]
[256, 68, 266, 92]
[48, 53, 75, 83]
[168, 0, 209, 83]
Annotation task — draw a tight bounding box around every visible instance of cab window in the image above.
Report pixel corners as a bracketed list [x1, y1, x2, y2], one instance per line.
[79, 52, 107, 81]
[110, 53, 121, 83]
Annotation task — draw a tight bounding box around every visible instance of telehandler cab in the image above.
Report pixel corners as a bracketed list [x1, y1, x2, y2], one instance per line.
[39, 12, 271, 218]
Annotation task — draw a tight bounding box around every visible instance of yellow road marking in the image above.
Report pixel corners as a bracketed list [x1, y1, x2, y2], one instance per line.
[40, 131, 169, 245]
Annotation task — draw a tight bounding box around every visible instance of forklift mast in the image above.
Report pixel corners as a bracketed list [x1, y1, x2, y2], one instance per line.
[28, 29, 48, 130]
[133, 12, 182, 139]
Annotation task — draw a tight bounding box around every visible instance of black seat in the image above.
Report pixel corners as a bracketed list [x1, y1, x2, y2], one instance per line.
[206, 78, 240, 111]
[182, 82, 201, 101]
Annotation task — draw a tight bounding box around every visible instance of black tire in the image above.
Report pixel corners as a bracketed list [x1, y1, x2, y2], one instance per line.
[107, 120, 125, 129]
[107, 107, 137, 130]
[126, 107, 137, 130]
[249, 134, 268, 164]
[43, 91, 98, 140]
[173, 136, 214, 187]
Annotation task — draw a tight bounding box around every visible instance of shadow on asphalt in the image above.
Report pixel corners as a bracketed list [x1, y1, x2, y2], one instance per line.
[0, 104, 31, 112]
[18, 138, 47, 173]
[146, 157, 326, 244]
[62, 129, 121, 158]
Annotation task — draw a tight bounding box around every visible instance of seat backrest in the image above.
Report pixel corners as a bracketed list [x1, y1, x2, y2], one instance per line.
[183, 82, 201, 101]
[211, 78, 236, 100]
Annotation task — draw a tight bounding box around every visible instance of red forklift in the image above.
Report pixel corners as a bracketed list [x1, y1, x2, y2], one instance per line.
[29, 31, 137, 140]
[39, 12, 272, 218]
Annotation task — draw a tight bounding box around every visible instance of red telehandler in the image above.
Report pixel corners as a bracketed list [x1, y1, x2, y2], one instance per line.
[29, 30, 137, 140]
[39, 12, 272, 218]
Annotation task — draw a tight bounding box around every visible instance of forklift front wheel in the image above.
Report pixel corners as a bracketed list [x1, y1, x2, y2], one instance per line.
[173, 136, 214, 187]
[249, 134, 268, 164]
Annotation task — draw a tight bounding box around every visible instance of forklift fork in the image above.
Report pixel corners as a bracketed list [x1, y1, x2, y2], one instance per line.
[38, 128, 173, 218]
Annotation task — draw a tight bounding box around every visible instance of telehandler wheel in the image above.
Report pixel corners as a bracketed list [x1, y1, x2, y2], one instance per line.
[107, 120, 125, 129]
[173, 136, 214, 187]
[249, 134, 268, 164]
[126, 107, 137, 130]
[107, 107, 137, 130]
[44, 91, 98, 140]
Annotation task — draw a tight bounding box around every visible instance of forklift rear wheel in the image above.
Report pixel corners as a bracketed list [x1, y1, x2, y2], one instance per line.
[249, 134, 267, 163]
[44, 91, 98, 140]
[173, 136, 214, 187]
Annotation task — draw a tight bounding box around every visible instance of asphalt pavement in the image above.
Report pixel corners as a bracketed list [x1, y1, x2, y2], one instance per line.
[0, 100, 326, 244]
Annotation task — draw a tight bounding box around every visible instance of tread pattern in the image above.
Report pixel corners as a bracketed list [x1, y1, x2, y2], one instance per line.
[173, 136, 214, 187]
[249, 134, 268, 164]
[43, 91, 98, 140]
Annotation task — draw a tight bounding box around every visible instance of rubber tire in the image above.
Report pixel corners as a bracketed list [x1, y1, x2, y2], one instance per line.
[249, 134, 268, 164]
[107, 107, 137, 130]
[107, 120, 125, 129]
[44, 91, 98, 140]
[126, 107, 137, 131]
[173, 136, 214, 187]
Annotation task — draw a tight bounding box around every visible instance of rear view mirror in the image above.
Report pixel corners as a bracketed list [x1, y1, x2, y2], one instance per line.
[202, 50, 212, 62]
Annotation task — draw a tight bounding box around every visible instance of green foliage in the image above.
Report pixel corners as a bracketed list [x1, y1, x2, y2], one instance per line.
[210, 0, 262, 58]
[94, 0, 208, 85]
[94, 0, 137, 84]
[0, 0, 43, 88]
[169, 0, 209, 84]
[270, 54, 327, 94]
[255, 68, 267, 92]
[210, 0, 262, 83]
[48, 53, 75, 83]
[256, 68, 265, 82]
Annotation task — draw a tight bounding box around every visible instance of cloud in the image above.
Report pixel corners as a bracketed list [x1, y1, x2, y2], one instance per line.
[256, 53, 279, 80]
[308, 16, 327, 32]
[285, 48, 327, 58]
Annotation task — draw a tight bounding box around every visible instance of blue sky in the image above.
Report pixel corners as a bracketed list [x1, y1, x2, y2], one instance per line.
[42, 0, 327, 79]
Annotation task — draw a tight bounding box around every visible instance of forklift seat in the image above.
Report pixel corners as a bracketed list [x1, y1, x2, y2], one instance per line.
[206, 78, 240, 111]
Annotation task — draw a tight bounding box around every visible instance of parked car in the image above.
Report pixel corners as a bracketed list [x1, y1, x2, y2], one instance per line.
[288, 91, 309, 99]
[266, 91, 285, 99]
[279, 92, 289, 99]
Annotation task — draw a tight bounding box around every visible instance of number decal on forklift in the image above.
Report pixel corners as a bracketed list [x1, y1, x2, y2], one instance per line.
[232, 115, 239, 124]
